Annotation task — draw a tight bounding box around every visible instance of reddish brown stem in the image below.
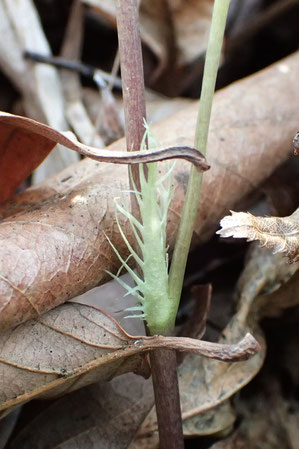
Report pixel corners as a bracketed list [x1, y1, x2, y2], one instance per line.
[115, 0, 146, 151]
[115, 0, 146, 230]
[115, 1, 185, 447]
[150, 349, 184, 449]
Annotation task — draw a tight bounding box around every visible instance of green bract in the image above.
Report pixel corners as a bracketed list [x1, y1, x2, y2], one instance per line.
[107, 125, 176, 335]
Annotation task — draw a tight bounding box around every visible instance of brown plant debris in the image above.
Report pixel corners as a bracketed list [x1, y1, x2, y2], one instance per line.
[217, 207, 299, 263]
[0, 302, 259, 416]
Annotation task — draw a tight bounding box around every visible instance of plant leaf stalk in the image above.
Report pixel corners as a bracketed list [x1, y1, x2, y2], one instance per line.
[115, 1, 184, 448]
[168, 0, 231, 314]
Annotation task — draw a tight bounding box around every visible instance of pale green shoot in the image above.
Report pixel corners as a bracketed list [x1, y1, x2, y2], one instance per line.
[108, 123, 176, 335]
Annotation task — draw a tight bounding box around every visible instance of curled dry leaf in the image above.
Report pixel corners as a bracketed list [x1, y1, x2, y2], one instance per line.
[1, 52, 299, 330]
[0, 114, 54, 203]
[0, 111, 208, 204]
[0, 302, 259, 416]
[133, 324, 265, 444]
[217, 207, 299, 263]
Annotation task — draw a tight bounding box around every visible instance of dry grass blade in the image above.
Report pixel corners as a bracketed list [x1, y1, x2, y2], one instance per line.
[218, 207, 299, 263]
[59, 0, 105, 148]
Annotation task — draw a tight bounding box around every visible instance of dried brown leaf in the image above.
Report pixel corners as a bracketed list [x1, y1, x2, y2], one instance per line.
[9, 258, 298, 447]
[0, 286, 231, 447]
[0, 51, 298, 330]
[0, 302, 258, 416]
[7, 374, 154, 449]
[217, 207, 299, 263]
[0, 117, 54, 203]
[0, 303, 150, 416]
[5, 376, 235, 448]
[8, 247, 297, 444]
[167, 0, 213, 66]
[8, 240, 297, 446]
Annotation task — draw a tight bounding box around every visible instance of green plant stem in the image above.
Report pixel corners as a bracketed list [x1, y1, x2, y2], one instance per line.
[168, 0, 231, 312]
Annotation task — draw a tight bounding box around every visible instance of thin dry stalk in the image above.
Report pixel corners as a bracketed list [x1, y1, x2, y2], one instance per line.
[115, 1, 184, 447]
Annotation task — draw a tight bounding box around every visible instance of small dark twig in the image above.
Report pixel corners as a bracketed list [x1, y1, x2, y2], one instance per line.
[24, 50, 122, 89]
